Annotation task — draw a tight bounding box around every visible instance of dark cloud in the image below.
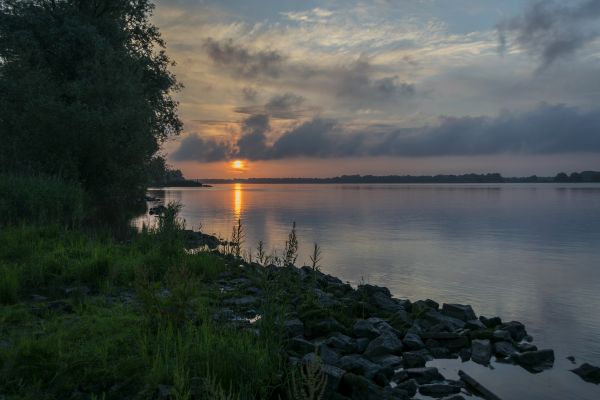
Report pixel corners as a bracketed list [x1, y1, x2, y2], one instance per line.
[172, 104, 600, 161]
[242, 86, 258, 101]
[498, 0, 600, 70]
[204, 38, 284, 78]
[264, 93, 305, 118]
[170, 133, 230, 162]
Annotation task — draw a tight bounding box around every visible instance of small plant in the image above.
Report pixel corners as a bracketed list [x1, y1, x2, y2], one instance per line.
[309, 243, 322, 272]
[284, 222, 299, 266]
[256, 240, 266, 265]
[286, 360, 327, 400]
[230, 219, 245, 258]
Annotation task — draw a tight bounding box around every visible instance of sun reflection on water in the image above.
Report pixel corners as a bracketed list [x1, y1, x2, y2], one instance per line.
[233, 183, 243, 218]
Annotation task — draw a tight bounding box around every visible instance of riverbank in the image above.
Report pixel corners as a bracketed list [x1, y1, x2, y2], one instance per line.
[1, 218, 598, 399]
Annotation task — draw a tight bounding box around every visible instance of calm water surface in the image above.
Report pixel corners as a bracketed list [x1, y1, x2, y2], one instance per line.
[136, 183, 600, 400]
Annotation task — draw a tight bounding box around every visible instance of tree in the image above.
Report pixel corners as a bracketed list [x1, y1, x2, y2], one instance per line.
[0, 0, 182, 212]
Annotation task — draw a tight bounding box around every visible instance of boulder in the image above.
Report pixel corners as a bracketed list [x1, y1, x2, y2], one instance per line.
[338, 372, 383, 400]
[418, 383, 461, 397]
[403, 351, 427, 368]
[316, 343, 341, 365]
[336, 355, 382, 379]
[306, 318, 346, 338]
[327, 334, 357, 354]
[395, 378, 418, 396]
[321, 364, 346, 397]
[571, 363, 600, 384]
[420, 310, 465, 331]
[288, 337, 315, 355]
[392, 309, 413, 326]
[441, 304, 477, 322]
[413, 299, 440, 313]
[283, 319, 304, 338]
[439, 396, 466, 400]
[371, 354, 404, 370]
[353, 319, 381, 339]
[499, 321, 527, 342]
[364, 331, 403, 359]
[492, 329, 512, 342]
[465, 319, 486, 330]
[494, 341, 518, 358]
[405, 367, 444, 384]
[514, 349, 555, 372]
[403, 332, 425, 350]
[458, 348, 471, 362]
[356, 338, 370, 353]
[516, 342, 538, 353]
[471, 339, 492, 365]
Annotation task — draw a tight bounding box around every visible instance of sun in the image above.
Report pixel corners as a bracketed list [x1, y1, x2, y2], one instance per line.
[231, 160, 245, 170]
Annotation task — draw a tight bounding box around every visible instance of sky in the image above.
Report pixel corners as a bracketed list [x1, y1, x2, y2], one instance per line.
[152, 0, 600, 178]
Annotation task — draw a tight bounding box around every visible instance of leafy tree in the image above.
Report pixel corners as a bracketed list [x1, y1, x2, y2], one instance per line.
[0, 0, 182, 212]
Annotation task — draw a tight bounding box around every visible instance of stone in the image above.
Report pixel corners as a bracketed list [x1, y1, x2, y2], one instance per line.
[302, 352, 320, 365]
[338, 373, 383, 400]
[289, 337, 315, 355]
[430, 347, 455, 359]
[306, 318, 346, 338]
[336, 355, 382, 379]
[382, 387, 411, 400]
[479, 316, 502, 328]
[439, 396, 466, 400]
[364, 331, 403, 359]
[459, 348, 471, 362]
[327, 334, 357, 354]
[403, 351, 427, 368]
[567, 356, 576, 364]
[471, 339, 492, 365]
[64, 286, 90, 296]
[441, 304, 477, 322]
[356, 338, 370, 353]
[465, 319, 486, 330]
[316, 343, 341, 365]
[283, 319, 304, 338]
[413, 299, 440, 313]
[499, 321, 527, 342]
[223, 296, 259, 306]
[571, 363, 600, 384]
[155, 384, 171, 400]
[395, 378, 418, 396]
[419, 383, 461, 397]
[321, 364, 346, 396]
[353, 319, 381, 339]
[403, 332, 425, 350]
[516, 342, 538, 353]
[421, 310, 465, 331]
[494, 341, 518, 358]
[514, 349, 555, 372]
[371, 354, 404, 370]
[405, 367, 444, 384]
[392, 309, 413, 326]
[492, 329, 512, 342]
[314, 288, 342, 307]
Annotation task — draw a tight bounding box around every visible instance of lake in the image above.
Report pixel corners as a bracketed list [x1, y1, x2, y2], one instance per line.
[135, 183, 600, 400]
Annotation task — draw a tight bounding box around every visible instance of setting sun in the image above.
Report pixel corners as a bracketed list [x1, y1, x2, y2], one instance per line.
[231, 160, 244, 170]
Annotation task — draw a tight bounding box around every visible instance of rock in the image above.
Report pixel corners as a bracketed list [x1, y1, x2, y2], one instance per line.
[567, 355, 576, 364]
[392, 370, 409, 383]
[471, 339, 492, 365]
[356, 338, 370, 353]
[459, 348, 471, 362]
[403, 351, 427, 368]
[492, 329, 511, 342]
[223, 296, 259, 306]
[289, 337, 315, 355]
[420, 310, 465, 331]
[371, 354, 404, 370]
[314, 288, 342, 307]
[419, 383, 461, 397]
[302, 352, 320, 365]
[64, 286, 90, 296]
[327, 334, 357, 354]
[514, 349, 555, 372]
[571, 363, 600, 384]
[479, 316, 502, 328]
[283, 319, 304, 338]
[405, 367, 444, 384]
[499, 321, 527, 342]
[516, 342, 538, 353]
[0, 340, 11, 349]
[494, 341, 518, 358]
[357, 284, 403, 313]
[46, 300, 73, 314]
[403, 332, 425, 350]
[430, 347, 455, 359]
[439, 395, 466, 400]
[321, 364, 346, 396]
[316, 343, 341, 365]
[364, 331, 403, 359]
[395, 378, 418, 396]
[155, 384, 171, 400]
[306, 318, 346, 338]
[336, 355, 382, 379]
[465, 319, 486, 330]
[392, 309, 413, 326]
[413, 299, 440, 313]
[373, 367, 394, 387]
[441, 304, 477, 322]
[353, 319, 381, 339]
[381, 387, 411, 400]
[338, 373, 382, 400]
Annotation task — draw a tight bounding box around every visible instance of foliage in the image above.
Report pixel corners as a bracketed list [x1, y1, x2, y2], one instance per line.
[286, 360, 327, 400]
[0, 0, 182, 212]
[284, 222, 299, 266]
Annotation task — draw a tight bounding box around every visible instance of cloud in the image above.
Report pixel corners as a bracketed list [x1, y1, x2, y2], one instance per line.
[172, 103, 600, 161]
[242, 87, 258, 101]
[204, 38, 285, 78]
[497, 0, 600, 70]
[170, 134, 230, 162]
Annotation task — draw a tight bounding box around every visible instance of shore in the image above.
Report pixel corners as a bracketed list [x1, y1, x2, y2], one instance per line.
[1, 222, 598, 399]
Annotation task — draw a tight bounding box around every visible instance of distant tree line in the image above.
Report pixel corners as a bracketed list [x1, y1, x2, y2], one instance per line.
[553, 171, 600, 183]
[0, 0, 181, 215]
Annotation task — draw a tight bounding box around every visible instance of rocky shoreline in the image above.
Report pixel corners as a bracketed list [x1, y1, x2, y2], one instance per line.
[211, 257, 599, 399]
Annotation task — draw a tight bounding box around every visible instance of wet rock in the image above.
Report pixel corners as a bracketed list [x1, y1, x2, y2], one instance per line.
[441, 304, 477, 322]
[571, 363, 600, 384]
[395, 378, 418, 396]
[421, 310, 465, 331]
[403, 351, 427, 368]
[459, 348, 471, 362]
[403, 332, 425, 350]
[499, 321, 527, 342]
[327, 334, 357, 354]
[405, 367, 444, 384]
[392, 309, 413, 326]
[321, 364, 346, 396]
[516, 342, 538, 353]
[492, 329, 512, 342]
[494, 341, 518, 358]
[514, 349, 555, 372]
[283, 319, 304, 338]
[356, 338, 370, 353]
[439, 395, 466, 400]
[465, 319, 486, 330]
[413, 299, 440, 313]
[364, 331, 403, 359]
[471, 339, 492, 365]
[419, 383, 461, 397]
[306, 318, 346, 338]
[566, 355, 576, 364]
[336, 355, 382, 379]
[479, 316, 502, 328]
[316, 343, 341, 365]
[353, 319, 381, 339]
[371, 354, 404, 370]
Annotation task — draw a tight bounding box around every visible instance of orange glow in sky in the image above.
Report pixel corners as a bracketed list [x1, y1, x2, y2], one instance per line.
[231, 160, 244, 170]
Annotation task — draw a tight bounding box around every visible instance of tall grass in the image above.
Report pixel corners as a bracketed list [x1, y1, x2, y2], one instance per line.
[0, 174, 85, 226]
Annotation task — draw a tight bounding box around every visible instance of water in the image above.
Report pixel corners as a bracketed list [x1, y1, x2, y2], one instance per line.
[135, 183, 600, 399]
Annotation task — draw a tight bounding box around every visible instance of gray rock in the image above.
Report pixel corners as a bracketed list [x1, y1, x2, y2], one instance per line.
[571, 363, 600, 384]
[306, 318, 346, 338]
[403, 351, 427, 368]
[403, 332, 425, 350]
[516, 342, 538, 353]
[392, 370, 409, 383]
[302, 352, 320, 365]
[514, 349, 554, 372]
[356, 338, 370, 353]
[314, 288, 342, 307]
[494, 341, 518, 358]
[405, 367, 444, 384]
[421, 310, 465, 331]
[364, 331, 403, 359]
[64, 286, 90, 296]
[465, 319, 486, 330]
[419, 383, 461, 397]
[492, 329, 512, 342]
[459, 348, 471, 362]
[439, 395, 466, 400]
[413, 299, 440, 313]
[223, 296, 258, 306]
[283, 319, 304, 338]
[392, 309, 413, 326]
[317, 343, 341, 365]
[339, 372, 382, 400]
[327, 334, 357, 354]
[321, 364, 346, 396]
[336, 355, 382, 379]
[382, 387, 411, 400]
[441, 304, 477, 322]
[471, 339, 492, 365]
[353, 319, 381, 339]
[371, 354, 404, 370]
[499, 321, 527, 342]
[395, 378, 417, 397]
[480, 316, 502, 328]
